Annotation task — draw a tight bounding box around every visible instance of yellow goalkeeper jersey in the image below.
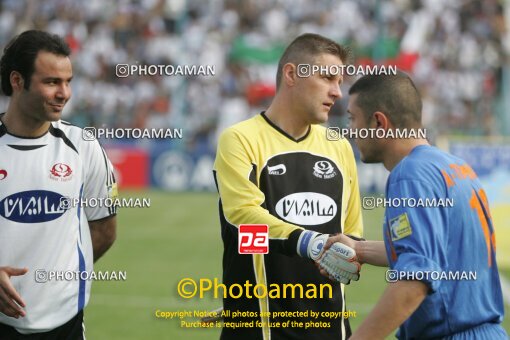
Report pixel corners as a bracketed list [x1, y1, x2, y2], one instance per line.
[214, 112, 363, 340]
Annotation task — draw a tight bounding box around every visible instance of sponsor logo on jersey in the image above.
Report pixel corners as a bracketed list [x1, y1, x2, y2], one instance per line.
[0, 169, 6, 180]
[390, 213, 412, 241]
[313, 160, 337, 179]
[267, 164, 286, 175]
[50, 163, 73, 182]
[108, 183, 119, 199]
[275, 192, 337, 225]
[0, 190, 68, 223]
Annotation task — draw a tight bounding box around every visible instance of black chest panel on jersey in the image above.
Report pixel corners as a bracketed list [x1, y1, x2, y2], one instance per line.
[259, 152, 343, 234]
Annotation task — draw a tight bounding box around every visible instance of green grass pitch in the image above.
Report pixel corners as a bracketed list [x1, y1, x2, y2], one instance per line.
[86, 191, 509, 339]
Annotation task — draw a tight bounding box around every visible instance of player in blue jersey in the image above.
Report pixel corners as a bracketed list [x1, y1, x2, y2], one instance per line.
[323, 72, 507, 339]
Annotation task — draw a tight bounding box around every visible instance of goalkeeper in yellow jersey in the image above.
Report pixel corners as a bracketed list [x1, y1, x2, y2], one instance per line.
[214, 33, 363, 340]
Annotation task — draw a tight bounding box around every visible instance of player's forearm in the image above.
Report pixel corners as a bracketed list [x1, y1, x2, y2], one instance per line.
[355, 240, 388, 267]
[350, 280, 427, 339]
[224, 202, 303, 237]
[89, 215, 117, 262]
[226, 204, 306, 255]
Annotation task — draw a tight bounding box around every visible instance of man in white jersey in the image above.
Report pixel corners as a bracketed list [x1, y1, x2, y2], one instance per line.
[0, 30, 117, 338]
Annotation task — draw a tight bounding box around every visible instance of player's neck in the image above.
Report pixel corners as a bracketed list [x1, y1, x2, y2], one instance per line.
[3, 104, 51, 138]
[383, 138, 429, 171]
[265, 97, 309, 140]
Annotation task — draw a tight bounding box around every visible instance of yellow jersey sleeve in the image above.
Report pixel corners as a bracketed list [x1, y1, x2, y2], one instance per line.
[214, 126, 304, 245]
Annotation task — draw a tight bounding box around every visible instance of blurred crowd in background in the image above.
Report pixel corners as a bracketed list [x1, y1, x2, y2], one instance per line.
[0, 0, 508, 154]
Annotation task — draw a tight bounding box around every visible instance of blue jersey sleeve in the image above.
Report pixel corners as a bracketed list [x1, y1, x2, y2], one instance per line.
[384, 178, 449, 293]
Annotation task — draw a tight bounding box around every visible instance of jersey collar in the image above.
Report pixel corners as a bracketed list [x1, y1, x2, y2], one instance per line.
[260, 111, 311, 143]
[0, 112, 51, 139]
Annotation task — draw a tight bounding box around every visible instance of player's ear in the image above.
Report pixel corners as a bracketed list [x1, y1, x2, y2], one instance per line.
[282, 63, 296, 87]
[10, 71, 24, 92]
[373, 111, 390, 130]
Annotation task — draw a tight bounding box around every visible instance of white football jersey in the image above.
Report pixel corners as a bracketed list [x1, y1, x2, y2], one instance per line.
[0, 118, 116, 334]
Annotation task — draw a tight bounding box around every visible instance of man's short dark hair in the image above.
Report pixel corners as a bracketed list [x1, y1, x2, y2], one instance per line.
[0, 30, 71, 96]
[348, 71, 423, 128]
[276, 33, 350, 89]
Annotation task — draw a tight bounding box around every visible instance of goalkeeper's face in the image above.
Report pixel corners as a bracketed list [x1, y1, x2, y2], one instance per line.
[291, 53, 343, 125]
[347, 94, 384, 164]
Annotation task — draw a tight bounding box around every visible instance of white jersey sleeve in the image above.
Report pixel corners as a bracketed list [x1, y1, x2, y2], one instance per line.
[82, 139, 117, 221]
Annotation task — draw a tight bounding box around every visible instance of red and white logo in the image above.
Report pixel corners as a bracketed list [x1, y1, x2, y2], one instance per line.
[50, 163, 73, 181]
[238, 224, 269, 254]
[0, 169, 7, 180]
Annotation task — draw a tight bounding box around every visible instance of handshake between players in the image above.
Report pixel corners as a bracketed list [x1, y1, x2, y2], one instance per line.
[296, 230, 361, 285]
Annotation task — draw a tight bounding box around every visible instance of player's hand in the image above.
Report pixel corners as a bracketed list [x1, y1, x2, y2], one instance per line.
[324, 234, 360, 261]
[0, 266, 28, 318]
[317, 242, 361, 284]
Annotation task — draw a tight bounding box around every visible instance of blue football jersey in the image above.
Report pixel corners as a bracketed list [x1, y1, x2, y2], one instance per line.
[383, 145, 505, 339]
